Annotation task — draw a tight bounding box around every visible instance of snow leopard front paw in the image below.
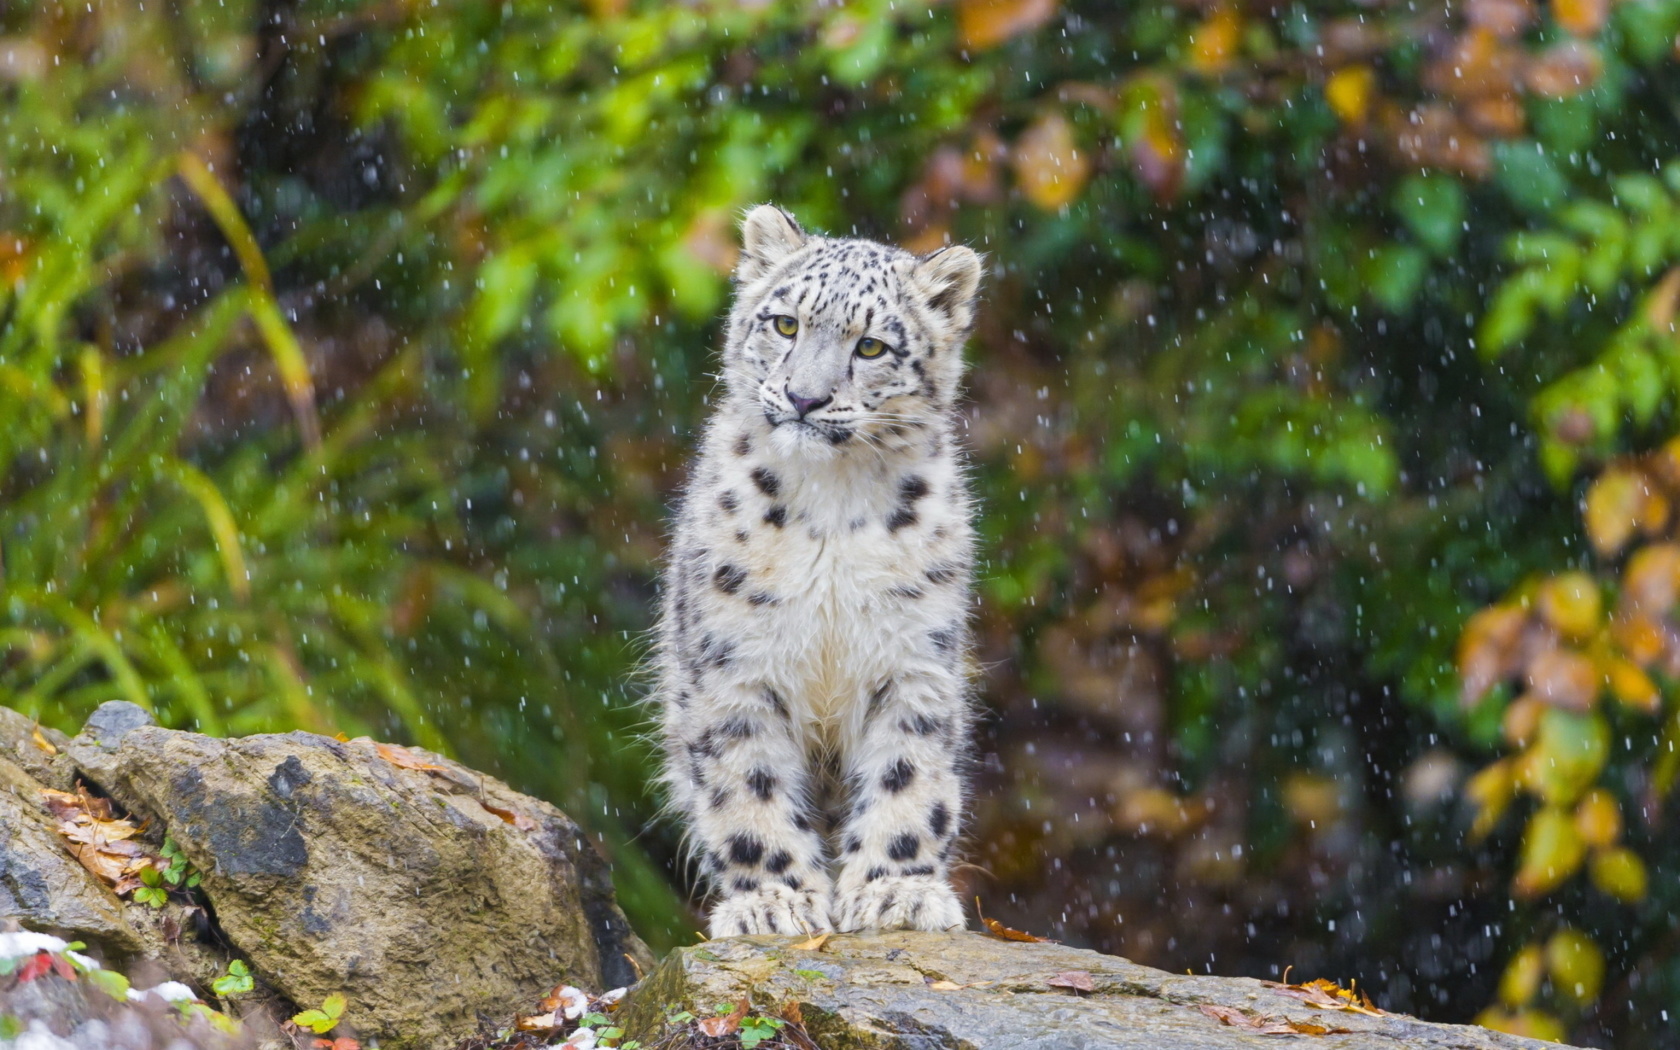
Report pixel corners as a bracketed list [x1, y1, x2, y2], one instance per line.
[708, 881, 834, 938]
[833, 874, 966, 932]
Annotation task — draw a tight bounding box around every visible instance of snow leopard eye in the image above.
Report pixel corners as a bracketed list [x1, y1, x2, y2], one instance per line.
[772, 315, 799, 337]
[855, 337, 890, 359]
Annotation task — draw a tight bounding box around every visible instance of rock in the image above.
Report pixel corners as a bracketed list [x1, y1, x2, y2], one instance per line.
[0, 706, 71, 788]
[0, 754, 143, 958]
[77, 702, 156, 750]
[59, 710, 651, 1050]
[618, 932, 1569, 1050]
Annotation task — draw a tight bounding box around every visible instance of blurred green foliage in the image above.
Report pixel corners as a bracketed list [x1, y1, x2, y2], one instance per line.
[3, 1, 1680, 1044]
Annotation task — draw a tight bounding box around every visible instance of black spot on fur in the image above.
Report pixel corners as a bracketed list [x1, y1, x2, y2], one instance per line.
[700, 633, 736, 667]
[929, 802, 951, 838]
[887, 833, 920, 861]
[719, 715, 758, 740]
[783, 875, 803, 890]
[733, 433, 752, 457]
[849, 517, 867, 531]
[793, 811, 814, 832]
[888, 585, 925, 600]
[881, 759, 915, 793]
[885, 506, 918, 532]
[764, 505, 787, 527]
[764, 688, 789, 717]
[750, 467, 781, 497]
[735, 529, 750, 543]
[865, 866, 888, 882]
[765, 850, 793, 875]
[719, 490, 740, 514]
[900, 714, 945, 736]
[728, 834, 765, 867]
[929, 627, 958, 653]
[709, 788, 730, 810]
[866, 682, 892, 720]
[714, 564, 747, 594]
[925, 564, 960, 585]
[764, 913, 781, 933]
[902, 864, 937, 877]
[899, 475, 930, 504]
[732, 876, 760, 892]
[747, 768, 778, 801]
[747, 591, 778, 606]
[843, 835, 861, 854]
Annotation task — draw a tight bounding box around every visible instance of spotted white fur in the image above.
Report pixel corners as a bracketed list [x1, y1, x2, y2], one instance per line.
[655, 205, 984, 936]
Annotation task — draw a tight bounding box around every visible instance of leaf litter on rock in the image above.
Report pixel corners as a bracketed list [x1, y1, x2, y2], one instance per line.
[1198, 1004, 1351, 1035]
[974, 898, 1054, 943]
[40, 783, 157, 895]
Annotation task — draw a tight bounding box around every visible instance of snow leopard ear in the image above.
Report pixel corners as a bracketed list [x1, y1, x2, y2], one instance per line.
[736, 204, 807, 284]
[912, 245, 983, 335]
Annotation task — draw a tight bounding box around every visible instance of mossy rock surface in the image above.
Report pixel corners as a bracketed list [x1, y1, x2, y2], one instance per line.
[619, 931, 1569, 1050]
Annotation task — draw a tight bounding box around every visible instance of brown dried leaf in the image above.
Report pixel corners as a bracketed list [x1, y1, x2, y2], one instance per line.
[976, 899, 1053, 942]
[374, 742, 449, 773]
[1012, 112, 1090, 211]
[481, 802, 537, 831]
[1047, 970, 1095, 992]
[1199, 1004, 1343, 1034]
[792, 931, 832, 952]
[30, 727, 57, 756]
[928, 980, 964, 991]
[1553, 0, 1608, 35]
[513, 1010, 561, 1032]
[698, 998, 748, 1038]
[1525, 649, 1599, 711]
[1265, 978, 1386, 1016]
[1458, 605, 1527, 706]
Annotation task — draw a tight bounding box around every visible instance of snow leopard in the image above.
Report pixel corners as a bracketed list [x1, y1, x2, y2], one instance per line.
[654, 205, 984, 937]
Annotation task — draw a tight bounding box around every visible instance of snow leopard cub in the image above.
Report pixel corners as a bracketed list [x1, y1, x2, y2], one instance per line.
[655, 205, 983, 937]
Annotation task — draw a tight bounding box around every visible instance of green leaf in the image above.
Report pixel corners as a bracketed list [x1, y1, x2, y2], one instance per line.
[322, 992, 347, 1020]
[292, 1009, 335, 1034]
[1393, 174, 1466, 256]
[87, 968, 131, 1001]
[1495, 141, 1568, 214]
[1366, 243, 1429, 313]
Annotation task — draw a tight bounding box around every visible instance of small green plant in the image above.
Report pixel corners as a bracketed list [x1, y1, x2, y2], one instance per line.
[211, 960, 254, 997]
[664, 1009, 695, 1025]
[132, 867, 169, 908]
[159, 838, 203, 889]
[738, 1015, 785, 1049]
[292, 992, 348, 1034]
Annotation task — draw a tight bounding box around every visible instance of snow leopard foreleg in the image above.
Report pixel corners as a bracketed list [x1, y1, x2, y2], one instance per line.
[673, 685, 834, 937]
[832, 669, 969, 931]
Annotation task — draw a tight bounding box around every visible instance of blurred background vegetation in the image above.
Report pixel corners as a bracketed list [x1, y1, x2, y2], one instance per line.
[4, 0, 1680, 1044]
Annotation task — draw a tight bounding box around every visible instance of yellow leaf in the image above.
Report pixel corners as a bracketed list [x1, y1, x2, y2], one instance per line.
[1513, 806, 1586, 898]
[1545, 927, 1604, 1005]
[1584, 468, 1647, 557]
[1573, 789, 1621, 847]
[1590, 846, 1648, 902]
[1188, 8, 1243, 75]
[1012, 113, 1090, 211]
[1604, 656, 1661, 713]
[957, 0, 1058, 50]
[1325, 66, 1376, 124]
[1466, 759, 1516, 840]
[1622, 543, 1680, 616]
[1536, 571, 1601, 638]
[1476, 1007, 1568, 1042]
[792, 931, 832, 952]
[1498, 944, 1544, 1008]
[1521, 709, 1608, 805]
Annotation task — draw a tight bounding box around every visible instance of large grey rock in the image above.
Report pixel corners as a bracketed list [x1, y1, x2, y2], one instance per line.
[61, 714, 651, 1050]
[619, 932, 1569, 1050]
[0, 754, 142, 957]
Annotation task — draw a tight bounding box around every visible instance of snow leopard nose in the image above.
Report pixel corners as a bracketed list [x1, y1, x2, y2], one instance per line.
[785, 386, 832, 418]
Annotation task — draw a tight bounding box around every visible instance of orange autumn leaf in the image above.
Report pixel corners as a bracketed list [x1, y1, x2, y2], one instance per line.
[1012, 112, 1090, 211]
[482, 802, 538, 831]
[1552, 0, 1608, 35]
[1573, 789, 1621, 847]
[1266, 977, 1386, 1016]
[1622, 543, 1680, 614]
[1458, 604, 1527, 705]
[30, 726, 58, 755]
[1200, 1004, 1348, 1034]
[1526, 41, 1602, 98]
[957, 0, 1058, 50]
[1604, 657, 1661, 713]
